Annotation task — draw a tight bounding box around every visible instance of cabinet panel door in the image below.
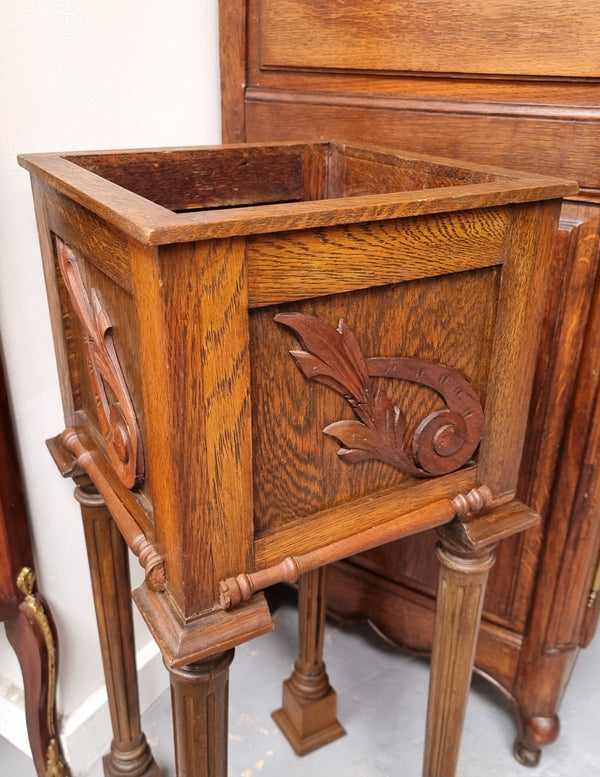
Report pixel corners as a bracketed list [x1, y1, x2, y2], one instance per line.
[257, 0, 600, 77]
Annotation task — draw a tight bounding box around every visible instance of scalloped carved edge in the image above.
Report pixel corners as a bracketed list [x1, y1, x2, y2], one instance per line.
[275, 312, 484, 477]
[55, 237, 144, 489]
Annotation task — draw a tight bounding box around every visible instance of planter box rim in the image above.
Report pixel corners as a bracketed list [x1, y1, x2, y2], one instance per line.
[18, 140, 578, 246]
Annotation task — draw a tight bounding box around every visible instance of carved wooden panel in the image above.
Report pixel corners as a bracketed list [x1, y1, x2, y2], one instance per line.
[275, 312, 483, 477]
[219, 0, 600, 763]
[337, 204, 600, 632]
[55, 237, 144, 488]
[250, 267, 499, 534]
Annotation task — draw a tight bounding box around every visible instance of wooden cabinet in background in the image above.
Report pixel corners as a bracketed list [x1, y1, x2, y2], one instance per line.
[219, 0, 600, 764]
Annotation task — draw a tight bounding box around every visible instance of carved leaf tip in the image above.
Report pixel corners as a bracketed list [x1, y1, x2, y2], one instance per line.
[275, 312, 370, 399]
[288, 349, 353, 395]
[323, 413, 418, 473]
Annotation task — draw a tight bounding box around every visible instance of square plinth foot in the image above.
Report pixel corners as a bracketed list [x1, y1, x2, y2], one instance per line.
[272, 680, 346, 756]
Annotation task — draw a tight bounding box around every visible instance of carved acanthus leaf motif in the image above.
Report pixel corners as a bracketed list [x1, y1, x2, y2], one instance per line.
[275, 312, 484, 477]
[55, 237, 144, 488]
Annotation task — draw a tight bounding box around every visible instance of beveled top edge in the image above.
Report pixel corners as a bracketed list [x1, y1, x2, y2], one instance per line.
[18, 140, 578, 245]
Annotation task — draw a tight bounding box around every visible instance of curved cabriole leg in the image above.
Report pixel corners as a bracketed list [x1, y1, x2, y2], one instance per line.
[423, 539, 496, 777]
[168, 650, 234, 777]
[272, 567, 345, 754]
[76, 484, 160, 777]
[5, 567, 70, 777]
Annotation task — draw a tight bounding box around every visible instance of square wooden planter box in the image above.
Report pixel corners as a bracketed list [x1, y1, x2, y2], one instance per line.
[18, 140, 575, 656]
[19, 140, 576, 777]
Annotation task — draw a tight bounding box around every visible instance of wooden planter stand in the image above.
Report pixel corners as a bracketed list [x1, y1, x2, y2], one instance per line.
[19, 141, 575, 776]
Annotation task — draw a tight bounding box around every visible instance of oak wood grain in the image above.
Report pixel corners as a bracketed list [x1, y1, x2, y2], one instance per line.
[129, 237, 255, 615]
[22, 136, 574, 776]
[250, 270, 498, 534]
[257, 0, 600, 78]
[219, 0, 248, 144]
[20, 144, 576, 245]
[245, 96, 600, 190]
[222, 3, 600, 764]
[246, 208, 509, 307]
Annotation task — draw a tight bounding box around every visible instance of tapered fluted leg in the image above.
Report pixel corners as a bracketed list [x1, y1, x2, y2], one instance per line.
[167, 650, 234, 777]
[272, 567, 345, 755]
[423, 540, 496, 777]
[77, 484, 160, 777]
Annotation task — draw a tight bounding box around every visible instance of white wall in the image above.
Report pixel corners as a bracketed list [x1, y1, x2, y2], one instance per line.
[0, 2, 221, 773]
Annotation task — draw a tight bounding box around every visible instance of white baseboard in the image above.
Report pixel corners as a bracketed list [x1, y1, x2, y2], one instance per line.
[0, 639, 168, 777]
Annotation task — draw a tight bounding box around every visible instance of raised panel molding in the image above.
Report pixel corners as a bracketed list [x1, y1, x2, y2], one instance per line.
[257, 0, 600, 78]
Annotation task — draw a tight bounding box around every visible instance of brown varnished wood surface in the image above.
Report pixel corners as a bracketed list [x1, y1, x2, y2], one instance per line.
[326, 556, 526, 695]
[339, 201, 600, 639]
[68, 146, 312, 211]
[271, 568, 345, 754]
[254, 469, 479, 569]
[244, 97, 600, 192]
[19, 144, 572, 245]
[245, 208, 509, 307]
[129, 236, 256, 617]
[0, 354, 33, 618]
[250, 269, 499, 535]
[256, 0, 600, 79]
[477, 200, 562, 497]
[19, 141, 573, 621]
[424, 541, 496, 777]
[20, 136, 573, 776]
[169, 651, 233, 777]
[220, 0, 600, 764]
[77, 486, 159, 777]
[222, 488, 496, 608]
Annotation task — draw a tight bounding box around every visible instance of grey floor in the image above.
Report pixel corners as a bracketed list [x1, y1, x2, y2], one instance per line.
[2, 595, 599, 777]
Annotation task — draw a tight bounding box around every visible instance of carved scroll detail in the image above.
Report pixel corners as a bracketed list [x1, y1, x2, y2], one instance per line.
[55, 237, 144, 488]
[58, 427, 166, 592]
[275, 313, 484, 477]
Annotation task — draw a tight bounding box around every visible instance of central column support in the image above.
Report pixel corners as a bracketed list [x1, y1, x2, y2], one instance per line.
[272, 567, 345, 754]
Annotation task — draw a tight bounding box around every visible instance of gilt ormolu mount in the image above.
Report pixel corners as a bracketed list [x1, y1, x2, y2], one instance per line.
[275, 312, 484, 477]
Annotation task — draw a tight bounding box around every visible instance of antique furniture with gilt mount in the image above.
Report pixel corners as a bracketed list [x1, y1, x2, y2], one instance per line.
[18, 140, 574, 776]
[219, 0, 600, 765]
[0, 347, 70, 777]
